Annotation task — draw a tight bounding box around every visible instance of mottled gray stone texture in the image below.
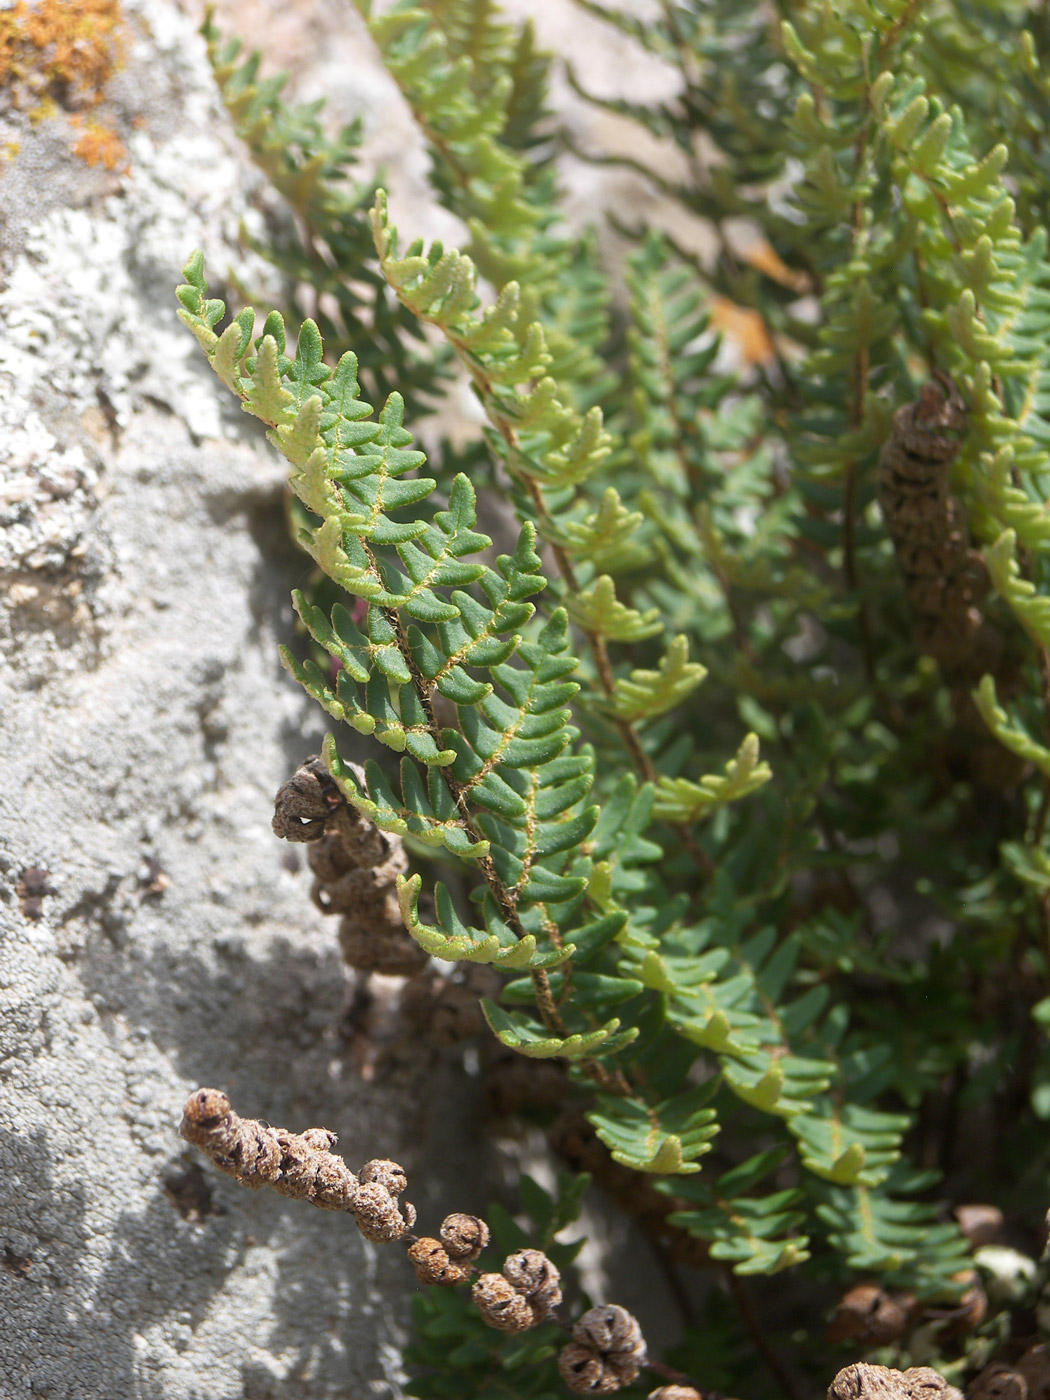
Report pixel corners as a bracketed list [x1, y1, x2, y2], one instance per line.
[0, 3, 486, 1395]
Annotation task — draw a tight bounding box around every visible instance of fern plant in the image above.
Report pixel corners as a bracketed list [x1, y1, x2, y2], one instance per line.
[177, 2, 1050, 1397]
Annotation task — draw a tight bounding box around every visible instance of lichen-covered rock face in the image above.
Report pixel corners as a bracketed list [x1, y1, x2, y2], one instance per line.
[0, 4, 454, 1396]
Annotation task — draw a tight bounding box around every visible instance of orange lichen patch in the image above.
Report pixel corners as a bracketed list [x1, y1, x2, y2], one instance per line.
[709, 296, 776, 366]
[0, 18, 18, 84]
[742, 239, 812, 294]
[70, 113, 127, 171]
[0, 0, 124, 106]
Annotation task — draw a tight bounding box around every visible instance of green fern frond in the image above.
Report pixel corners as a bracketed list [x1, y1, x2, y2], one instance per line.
[816, 1169, 971, 1296]
[588, 1084, 719, 1175]
[178, 257, 716, 1169]
[789, 1103, 910, 1188]
[372, 193, 613, 497]
[606, 636, 707, 724]
[200, 11, 444, 405]
[653, 734, 772, 823]
[973, 673, 1050, 778]
[665, 1150, 811, 1275]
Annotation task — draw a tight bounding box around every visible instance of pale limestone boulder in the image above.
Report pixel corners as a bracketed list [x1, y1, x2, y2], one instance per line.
[0, 4, 480, 1396]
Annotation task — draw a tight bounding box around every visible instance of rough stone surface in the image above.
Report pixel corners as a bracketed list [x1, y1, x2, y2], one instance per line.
[0, 3, 486, 1396]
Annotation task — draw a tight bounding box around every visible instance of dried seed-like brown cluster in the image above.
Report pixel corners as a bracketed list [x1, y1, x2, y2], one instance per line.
[352, 1157, 416, 1242]
[877, 379, 995, 678]
[484, 1040, 569, 1115]
[180, 1088, 358, 1208]
[502, 1248, 562, 1314]
[938, 1269, 987, 1337]
[351, 1182, 416, 1243]
[472, 1248, 562, 1332]
[272, 756, 344, 841]
[827, 1363, 963, 1400]
[408, 1237, 474, 1287]
[440, 1213, 490, 1261]
[558, 1305, 646, 1394]
[826, 1283, 915, 1345]
[1017, 1345, 1050, 1400]
[179, 1089, 416, 1241]
[273, 756, 427, 976]
[359, 1158, 408, 1197]
[408, 1213, 491, 1286]
[970, 1345, 1050, 1400]
[969, 1363, 1028, 1400]
[472, 1271, 539, 1332]
[954, 1203, 1004, 1247]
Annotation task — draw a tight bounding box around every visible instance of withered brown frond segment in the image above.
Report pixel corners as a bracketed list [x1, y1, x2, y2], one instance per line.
[877, 379, 994, 677]
[273, 757, 427, 976]
[179, 1088, 416, 1240]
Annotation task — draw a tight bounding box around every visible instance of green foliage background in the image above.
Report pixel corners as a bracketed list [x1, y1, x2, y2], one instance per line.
[179, 1, 1050, 1395]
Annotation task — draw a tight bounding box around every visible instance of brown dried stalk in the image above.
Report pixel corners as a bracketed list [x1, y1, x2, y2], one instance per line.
[179, 1090, 968, 1400]
[178, 1088, 657, 1394]
[179, 1088, 415, 1241]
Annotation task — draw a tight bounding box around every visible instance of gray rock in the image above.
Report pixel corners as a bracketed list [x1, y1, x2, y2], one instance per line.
[0, 4, 482, 1395]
